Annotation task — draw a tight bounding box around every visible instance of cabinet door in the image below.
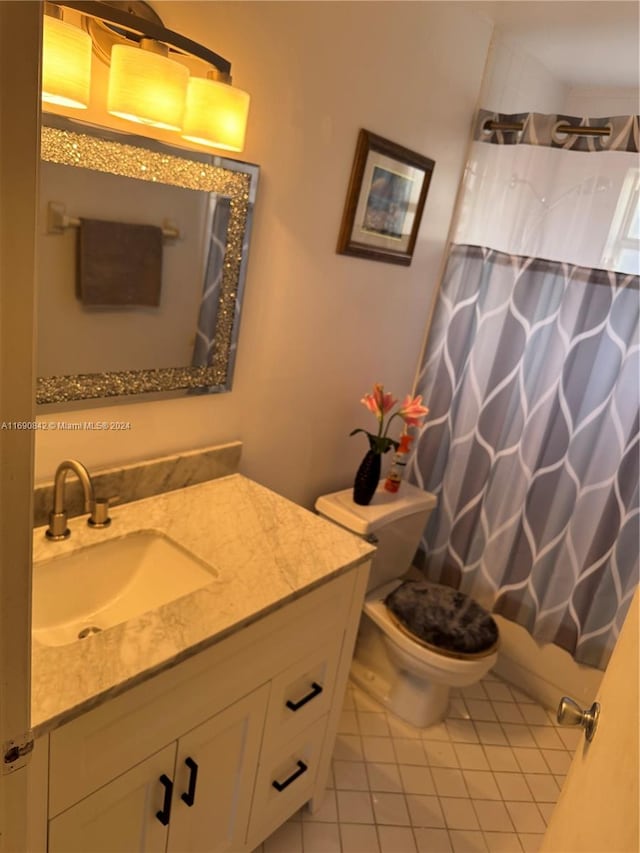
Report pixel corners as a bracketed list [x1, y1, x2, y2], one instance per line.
[48, 743, 176, 853]
[167, 683, 269, 853]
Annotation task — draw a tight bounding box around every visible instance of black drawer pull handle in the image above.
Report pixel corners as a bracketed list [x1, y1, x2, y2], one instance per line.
[286, 681, 323, 712]
[272, 760, 308, 792]
[156, 774, 173, 826]
[181, 757, 198, 807]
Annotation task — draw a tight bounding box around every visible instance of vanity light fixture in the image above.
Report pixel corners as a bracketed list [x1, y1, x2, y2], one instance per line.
[182, 72, 251, 152]
[108, 39, 189, 130]
[42, 1, 251, 151]
[42, 3, 92, 109]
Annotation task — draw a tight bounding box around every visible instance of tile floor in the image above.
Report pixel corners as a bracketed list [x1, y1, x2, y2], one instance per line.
[254, 672, 581, 853]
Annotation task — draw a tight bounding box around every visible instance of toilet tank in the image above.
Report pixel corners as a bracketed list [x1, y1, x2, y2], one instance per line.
[315, 482, 437, 591]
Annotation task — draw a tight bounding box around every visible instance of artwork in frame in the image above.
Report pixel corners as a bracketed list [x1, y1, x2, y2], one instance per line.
[337, 129, 435, 266]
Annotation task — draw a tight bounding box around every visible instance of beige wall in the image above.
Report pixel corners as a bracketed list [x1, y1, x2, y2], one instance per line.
[481, 31, 568, 114]
[493, 616, 603, 711]
[34, 1, 493, 510]
[564, 86, 640, 116]
[481, 31, 639, 120]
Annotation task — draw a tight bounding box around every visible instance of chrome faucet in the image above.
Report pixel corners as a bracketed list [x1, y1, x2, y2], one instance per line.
[46, 459, 111, 540]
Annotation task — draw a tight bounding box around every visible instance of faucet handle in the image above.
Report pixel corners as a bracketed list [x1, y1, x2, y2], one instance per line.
[88, 498, 111, 528]
[45, 510, 70, 540]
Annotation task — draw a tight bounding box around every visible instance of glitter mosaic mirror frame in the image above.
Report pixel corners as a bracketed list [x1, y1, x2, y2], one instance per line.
[37, 114, 259, 408]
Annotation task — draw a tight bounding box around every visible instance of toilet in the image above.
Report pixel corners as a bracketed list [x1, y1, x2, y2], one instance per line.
[315, 481, 499, 728]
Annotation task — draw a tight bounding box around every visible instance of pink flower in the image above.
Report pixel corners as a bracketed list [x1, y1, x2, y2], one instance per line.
[352, 383, 429, 452]
[398, 394, 429, 426]
[361, 384, 396, 422]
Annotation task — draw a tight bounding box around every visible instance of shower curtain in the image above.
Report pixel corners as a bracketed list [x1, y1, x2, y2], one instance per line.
[191, 194, 232, 367]
[409, 110, 639, 669]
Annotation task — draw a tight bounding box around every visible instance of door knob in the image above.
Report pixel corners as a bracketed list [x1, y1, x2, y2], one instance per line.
[556, 696, 600, 742]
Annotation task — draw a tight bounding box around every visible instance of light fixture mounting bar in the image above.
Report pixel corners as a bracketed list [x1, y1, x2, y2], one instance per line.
[55, 0, 232, 76]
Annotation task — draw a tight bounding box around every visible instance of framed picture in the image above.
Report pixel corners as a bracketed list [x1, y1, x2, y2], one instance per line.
[337, 129, 435, 266]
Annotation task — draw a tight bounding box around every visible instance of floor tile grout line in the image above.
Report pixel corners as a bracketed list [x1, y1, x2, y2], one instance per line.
[474, 706, 570, 785]
[481, 828, 525, 853]
[469, 792, 518, 835]
[278, 818, 552, 853]
[339, 725, 561, 803]
[265, 674, 568, 853]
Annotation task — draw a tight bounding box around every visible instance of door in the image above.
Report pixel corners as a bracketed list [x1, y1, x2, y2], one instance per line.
[541, 589, 639, 853]
[48, 744, 176, 853]
[0, 3, 41, 852]
[167, 683, 269, 853]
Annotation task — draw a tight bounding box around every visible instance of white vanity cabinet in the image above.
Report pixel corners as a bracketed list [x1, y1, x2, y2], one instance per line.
[48, 743, 177, 853]
[40, 563, 369, 853]
[49, 685, 268, 853]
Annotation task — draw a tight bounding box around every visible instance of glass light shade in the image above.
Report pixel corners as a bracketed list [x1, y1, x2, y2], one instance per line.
[107, 44, 189, 131]
[42, 15, 92, 109]
[182, 77, 250, 152]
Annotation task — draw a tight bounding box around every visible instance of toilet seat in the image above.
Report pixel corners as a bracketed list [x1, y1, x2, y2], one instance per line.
[364, 581, 499, 671]
[387, 610, 498, 660]
[385, 578, 499, 659]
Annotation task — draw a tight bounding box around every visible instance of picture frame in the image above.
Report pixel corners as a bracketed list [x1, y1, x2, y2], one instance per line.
[337, 129, 435, 266]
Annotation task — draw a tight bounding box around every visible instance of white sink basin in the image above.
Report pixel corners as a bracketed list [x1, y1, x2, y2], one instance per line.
[32, 530, 216, 647]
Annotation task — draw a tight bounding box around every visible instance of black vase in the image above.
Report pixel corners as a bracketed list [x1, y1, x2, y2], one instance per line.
[353, 449, 381, 506]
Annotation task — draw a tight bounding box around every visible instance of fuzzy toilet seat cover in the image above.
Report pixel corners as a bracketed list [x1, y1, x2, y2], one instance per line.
[384, 580, 499, 659]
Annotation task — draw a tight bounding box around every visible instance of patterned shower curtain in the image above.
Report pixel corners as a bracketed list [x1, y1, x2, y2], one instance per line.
[191, 194, 232, 367]
[408, 111, 639, 669]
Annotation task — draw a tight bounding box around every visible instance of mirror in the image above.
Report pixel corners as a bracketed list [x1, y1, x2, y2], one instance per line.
[36, 114, 259, 408]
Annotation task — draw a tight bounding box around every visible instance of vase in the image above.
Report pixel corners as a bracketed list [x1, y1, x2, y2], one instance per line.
[353, 449, 381, 505]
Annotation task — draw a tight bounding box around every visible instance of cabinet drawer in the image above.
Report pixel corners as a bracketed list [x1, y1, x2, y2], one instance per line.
[246, 716, 328, 847]
[264, 636, 342, 748]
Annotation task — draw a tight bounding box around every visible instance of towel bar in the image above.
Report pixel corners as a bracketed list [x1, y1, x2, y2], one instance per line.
[46, 201, 180, 241]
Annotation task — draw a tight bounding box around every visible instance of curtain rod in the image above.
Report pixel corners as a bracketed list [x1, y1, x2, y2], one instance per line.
[483, 120, 610, 138]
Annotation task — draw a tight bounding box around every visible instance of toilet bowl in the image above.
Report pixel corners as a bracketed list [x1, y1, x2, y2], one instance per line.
[315, 482, 499, 728]
[356, 579, 498, 727]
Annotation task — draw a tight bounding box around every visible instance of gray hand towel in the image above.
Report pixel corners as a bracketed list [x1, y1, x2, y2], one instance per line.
[77, 218, 163, 307]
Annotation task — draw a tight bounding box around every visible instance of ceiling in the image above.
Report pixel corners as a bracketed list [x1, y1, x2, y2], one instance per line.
[468, 1, 640, 89]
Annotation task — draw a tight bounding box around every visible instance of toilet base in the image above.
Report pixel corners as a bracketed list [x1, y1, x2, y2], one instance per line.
[350, 659, 451, 729]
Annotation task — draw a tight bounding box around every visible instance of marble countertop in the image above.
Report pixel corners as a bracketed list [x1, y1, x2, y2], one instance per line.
[31, 474, 373, 734]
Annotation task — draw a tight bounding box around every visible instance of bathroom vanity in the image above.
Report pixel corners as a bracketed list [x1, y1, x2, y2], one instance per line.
[28, 473, 373, 852]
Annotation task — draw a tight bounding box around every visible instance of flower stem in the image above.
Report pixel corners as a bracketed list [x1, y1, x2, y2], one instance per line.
[382, 411, 400, 438]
